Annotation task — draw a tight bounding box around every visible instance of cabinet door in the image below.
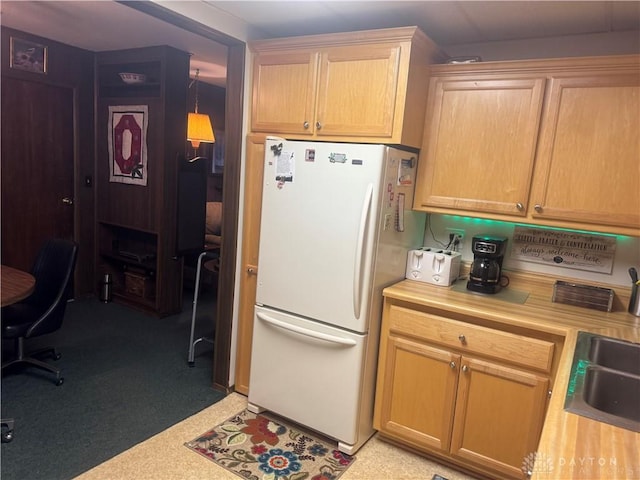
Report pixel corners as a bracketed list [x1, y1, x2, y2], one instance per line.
[530, 74, 640, 229]
[451, 356, 549, 479]
[316, 44, 401, 137]
[251, 52, 319, 134]
[234, 135, 266, 394]
[415, 77, 546, 216]
[376, 334, 459, 452]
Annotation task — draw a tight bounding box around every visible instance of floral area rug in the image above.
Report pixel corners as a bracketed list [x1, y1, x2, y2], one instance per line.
[185, 409, 356, 480]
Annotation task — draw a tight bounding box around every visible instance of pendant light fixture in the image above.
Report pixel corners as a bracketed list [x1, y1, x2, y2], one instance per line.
[187, 68, 215, 158]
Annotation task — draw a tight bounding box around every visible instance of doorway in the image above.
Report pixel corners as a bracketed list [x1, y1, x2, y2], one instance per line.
[127, 3, 246, 392]
[1, 78, 75, 271]
[0, 4, 245, 393]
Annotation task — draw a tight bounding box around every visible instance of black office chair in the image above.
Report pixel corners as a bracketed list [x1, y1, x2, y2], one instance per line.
[1, 238, 78, 386]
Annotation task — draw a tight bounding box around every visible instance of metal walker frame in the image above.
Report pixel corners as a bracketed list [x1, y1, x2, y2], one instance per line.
[187, 250, 218, 366]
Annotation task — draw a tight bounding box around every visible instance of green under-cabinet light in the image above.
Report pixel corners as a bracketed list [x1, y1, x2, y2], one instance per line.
[441, 215, 633, 241]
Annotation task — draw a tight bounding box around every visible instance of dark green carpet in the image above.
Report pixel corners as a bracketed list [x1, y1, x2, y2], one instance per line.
[1, 288, 225, 480]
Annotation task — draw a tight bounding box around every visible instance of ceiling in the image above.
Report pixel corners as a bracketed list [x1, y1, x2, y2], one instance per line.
[1, 1, 639, 87]
[212, 1, 640, 41]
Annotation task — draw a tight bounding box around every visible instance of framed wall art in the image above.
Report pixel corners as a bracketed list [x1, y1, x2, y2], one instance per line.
[10, 37, 47, 74]
[108, 105, 149, 186]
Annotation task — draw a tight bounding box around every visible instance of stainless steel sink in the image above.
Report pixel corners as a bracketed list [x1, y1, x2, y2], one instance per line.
[583, 366, 640, 421]
[589, 336, 640, 375]
[564, 332, 640, 432]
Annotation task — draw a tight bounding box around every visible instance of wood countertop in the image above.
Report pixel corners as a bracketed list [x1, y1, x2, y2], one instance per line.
[382, 270, 639, 480]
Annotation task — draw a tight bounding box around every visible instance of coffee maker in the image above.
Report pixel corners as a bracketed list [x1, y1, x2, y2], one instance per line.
[467, 235, 508, 294]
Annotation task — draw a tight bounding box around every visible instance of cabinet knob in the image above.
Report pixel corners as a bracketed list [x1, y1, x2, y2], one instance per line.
[449, 361, 456, 369]
[516, 202, 524, 211]
[62, 197, 74, 205]
[303, 121, 309, 129]
[315, 121, 322, 130]
[534, 204, 543, 213]
[462, 365, 469, 373]
[458, 334, 466, 344]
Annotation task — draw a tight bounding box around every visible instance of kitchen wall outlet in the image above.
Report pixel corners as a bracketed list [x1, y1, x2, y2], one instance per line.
[446, 228, 465, 251]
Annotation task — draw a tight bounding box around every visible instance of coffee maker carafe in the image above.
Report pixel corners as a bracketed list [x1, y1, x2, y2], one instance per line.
[467, 235, 508, 294]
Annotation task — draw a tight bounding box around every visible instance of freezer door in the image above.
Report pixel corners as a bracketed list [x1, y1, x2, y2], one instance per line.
[256, 140, 386, 333]
[248, 306, 369, 448]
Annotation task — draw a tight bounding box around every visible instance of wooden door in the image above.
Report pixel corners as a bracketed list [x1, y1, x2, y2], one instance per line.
[530, 73, 640, 230]
[316, 44, 401, 138]
[414, 76, 546, 216]
[375, 333, 459, 452]
[1, 77, 75, 271]
[450, 356, 549, 479]
[234, 134, 266, 394]
[250, 51, 318, 135]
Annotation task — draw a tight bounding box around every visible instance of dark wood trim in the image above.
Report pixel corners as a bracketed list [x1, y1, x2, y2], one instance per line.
[118, 1, 244, 47]
[214, 43, 245, 392]
[118, 2, 246, 391]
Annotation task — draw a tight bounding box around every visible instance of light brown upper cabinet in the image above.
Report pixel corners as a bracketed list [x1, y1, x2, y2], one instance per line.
[414, 55, 640, 236]
[530, 72, 639, 230]
[250, 51, 318, 136]
[250, 26, 445, 149]
[414, 75, 546, 216]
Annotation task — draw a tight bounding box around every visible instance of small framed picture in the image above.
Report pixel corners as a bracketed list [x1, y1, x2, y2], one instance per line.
[10, 37, 47, 74]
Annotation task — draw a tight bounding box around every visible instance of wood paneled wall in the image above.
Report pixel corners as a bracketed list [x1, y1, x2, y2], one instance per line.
[1, 26, 95, 296]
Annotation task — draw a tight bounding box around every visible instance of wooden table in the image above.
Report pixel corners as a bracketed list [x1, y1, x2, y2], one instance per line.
[1, 265, 35, 307]
[1, 265, 36, 443]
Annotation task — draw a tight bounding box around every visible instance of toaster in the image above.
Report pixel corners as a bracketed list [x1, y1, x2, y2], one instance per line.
[406, 248, 462, 286]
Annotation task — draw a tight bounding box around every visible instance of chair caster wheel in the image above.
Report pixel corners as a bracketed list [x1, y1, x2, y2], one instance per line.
[2, 430, 13, 443]
[56, 377, 64, 386]
[188, 361, 195, 368]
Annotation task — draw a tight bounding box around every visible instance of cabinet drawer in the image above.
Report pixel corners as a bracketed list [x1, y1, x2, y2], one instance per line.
[388, 305, 554, 373]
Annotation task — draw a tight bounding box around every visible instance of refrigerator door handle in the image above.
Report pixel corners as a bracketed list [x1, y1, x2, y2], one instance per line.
[353, 183, 374, 320]
[257, 311, 358, 346]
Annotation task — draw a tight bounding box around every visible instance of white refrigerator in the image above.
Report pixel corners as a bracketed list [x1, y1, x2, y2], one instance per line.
[248, 138, 425, 454]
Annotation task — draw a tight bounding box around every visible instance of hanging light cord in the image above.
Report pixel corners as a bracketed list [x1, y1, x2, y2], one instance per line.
[191, 68, 201, 114]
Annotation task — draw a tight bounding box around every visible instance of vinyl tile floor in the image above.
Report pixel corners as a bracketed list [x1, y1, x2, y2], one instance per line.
[76, 392, 480, 480]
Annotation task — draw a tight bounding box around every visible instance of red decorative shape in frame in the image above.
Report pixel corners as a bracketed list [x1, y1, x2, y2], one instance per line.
[113, 114, 142, 175]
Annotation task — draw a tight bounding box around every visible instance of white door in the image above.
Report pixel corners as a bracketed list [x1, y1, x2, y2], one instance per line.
[256, 140, 386, 333]
[248, 306, 367, 446]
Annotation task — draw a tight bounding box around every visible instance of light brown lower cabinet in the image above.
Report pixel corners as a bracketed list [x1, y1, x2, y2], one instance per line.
[374, 302, 556, 479]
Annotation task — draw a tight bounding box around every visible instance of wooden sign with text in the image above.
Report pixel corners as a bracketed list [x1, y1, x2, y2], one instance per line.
[512, 227, 616, 274]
